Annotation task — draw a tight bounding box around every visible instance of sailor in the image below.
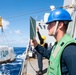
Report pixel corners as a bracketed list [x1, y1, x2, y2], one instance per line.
[36, 27, 48, 75]
[30, 8, 76, 75]
[48, 42, 52, 50]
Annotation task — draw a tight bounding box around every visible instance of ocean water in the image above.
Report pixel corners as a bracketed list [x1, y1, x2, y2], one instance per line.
[0, 47, 26, 75]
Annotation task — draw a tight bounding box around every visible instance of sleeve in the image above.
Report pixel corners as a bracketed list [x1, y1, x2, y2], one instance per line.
[35, 44, 52, 59]
[62, 44, 76, 75]
[37, 31, 44, 44]
[44, 43, 48, 49]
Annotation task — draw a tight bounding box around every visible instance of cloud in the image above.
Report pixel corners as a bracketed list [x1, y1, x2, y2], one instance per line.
[14, 30, 21, 35]
[9, 30, 13, 34]
[2, 19, 10, 29]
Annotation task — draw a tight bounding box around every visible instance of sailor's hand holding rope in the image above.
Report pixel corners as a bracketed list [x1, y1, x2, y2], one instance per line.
[30, 38, 38, 48]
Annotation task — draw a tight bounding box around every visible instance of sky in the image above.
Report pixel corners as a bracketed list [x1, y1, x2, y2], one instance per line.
[0, 0, 63, 47]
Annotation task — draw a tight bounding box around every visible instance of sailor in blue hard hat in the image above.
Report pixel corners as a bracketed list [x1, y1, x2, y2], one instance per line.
[46, 8, 72, 36]
[30, 7, 76, 75]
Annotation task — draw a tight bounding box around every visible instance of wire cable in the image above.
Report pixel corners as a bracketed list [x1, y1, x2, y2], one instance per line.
[4, 3, 76, 20]
[1, 31, 10, 46]
[5, 8, 50, 19]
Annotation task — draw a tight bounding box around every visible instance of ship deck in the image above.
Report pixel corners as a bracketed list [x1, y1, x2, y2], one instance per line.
[27, 57, 48, 75]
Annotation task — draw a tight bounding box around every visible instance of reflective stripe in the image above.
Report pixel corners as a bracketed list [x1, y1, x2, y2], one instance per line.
[52, 45, 60, 58]
[47, 34, 76, 75]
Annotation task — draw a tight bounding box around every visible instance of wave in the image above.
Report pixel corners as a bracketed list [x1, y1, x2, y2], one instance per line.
[9, 62, 22, 65]
[0, 47, 26, 75]
[16, 54, 26, 60]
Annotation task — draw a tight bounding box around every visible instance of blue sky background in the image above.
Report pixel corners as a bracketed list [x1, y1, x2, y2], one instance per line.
[0, 0, 63, 47]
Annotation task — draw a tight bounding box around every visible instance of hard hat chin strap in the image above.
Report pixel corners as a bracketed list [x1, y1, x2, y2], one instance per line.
[53, 21, 59, 35]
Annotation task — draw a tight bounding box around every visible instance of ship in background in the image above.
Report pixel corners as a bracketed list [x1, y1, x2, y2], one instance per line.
[0, 17, 16, 64]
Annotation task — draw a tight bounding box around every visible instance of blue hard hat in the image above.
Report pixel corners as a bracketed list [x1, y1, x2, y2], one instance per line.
[46, 8, 72, 24]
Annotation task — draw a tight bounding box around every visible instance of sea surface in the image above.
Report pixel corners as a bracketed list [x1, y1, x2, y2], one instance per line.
[0, 47, 26, 75]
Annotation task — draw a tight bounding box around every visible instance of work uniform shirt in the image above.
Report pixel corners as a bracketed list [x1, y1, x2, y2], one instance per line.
[35, 44, 76, 75]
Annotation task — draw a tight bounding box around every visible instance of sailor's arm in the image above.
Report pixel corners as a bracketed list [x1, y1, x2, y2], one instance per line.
[35, 44, 51, 59]
[37, 27, 43, 44]
[37, 31, 43, 44]
[30, 39, 51, 59]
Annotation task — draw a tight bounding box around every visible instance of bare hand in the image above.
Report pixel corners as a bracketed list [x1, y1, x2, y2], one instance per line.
[30, 38, 38, 47]
[36, 27, 39, 31]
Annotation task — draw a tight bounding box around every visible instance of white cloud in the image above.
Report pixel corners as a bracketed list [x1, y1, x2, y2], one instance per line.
[2, 19, 10, 29]
[9, 30, 13, 34]
[14, 30, 21, 35]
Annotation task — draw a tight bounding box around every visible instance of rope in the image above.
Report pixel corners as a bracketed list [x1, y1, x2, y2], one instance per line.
[28, 57, 38, 74]
[3, 3, 76, 20]
[2, 31, 9, 45]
